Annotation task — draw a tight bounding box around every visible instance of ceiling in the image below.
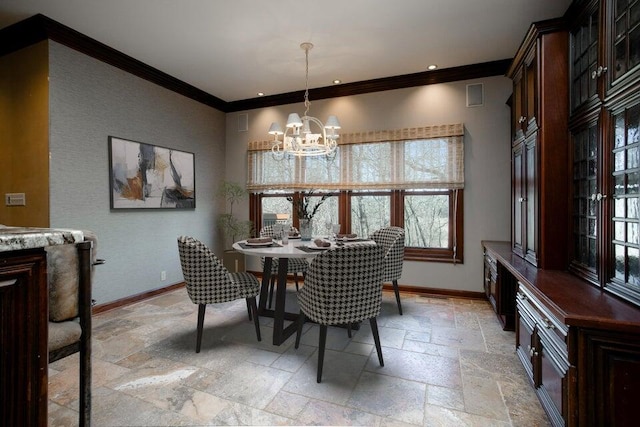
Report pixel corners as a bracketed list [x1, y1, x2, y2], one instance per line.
[0, 0, 572, 103]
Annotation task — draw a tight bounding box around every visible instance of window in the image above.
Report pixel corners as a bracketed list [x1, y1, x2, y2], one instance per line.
[248, 124, 464, 262]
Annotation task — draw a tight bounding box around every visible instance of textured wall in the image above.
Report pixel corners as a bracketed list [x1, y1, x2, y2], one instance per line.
[48, 41, 226, 304]
[0, 41, 50, 227]
[226, 77, 512, 293]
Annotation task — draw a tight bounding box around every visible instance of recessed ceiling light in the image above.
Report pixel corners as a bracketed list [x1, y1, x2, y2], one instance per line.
[427, 64, 438, 70]
[333, 79, 341, 84]
[257, 92, 265, 96]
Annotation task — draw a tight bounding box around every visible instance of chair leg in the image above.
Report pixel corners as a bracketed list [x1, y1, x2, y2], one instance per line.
[268, 275, 276, 308]
[346, 323, 352, 338]
[370, 317, 384, 367]
[79, 334, 91, 427]
[295, 310, 306, 349]
[393, 279, 403, 315]
[196, 304, 206, 353]
[294, 272, 299, 290]
[246, 299, 253, 321]
[247, 297, 261, 342]
[317, 324, 328, 383]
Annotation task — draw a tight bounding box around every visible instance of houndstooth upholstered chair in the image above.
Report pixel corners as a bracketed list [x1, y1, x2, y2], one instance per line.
[294, 244, 385, 383]
[370, 226, 405, 315]
[260, 225, 307, 307]
[177, 236, 261, 352]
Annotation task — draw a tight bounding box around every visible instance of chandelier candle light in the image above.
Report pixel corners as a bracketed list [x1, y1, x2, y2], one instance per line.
[268, 42, 340, 158]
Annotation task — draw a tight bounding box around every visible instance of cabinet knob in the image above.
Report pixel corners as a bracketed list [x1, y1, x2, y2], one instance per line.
[597, 193, 607, 201]
[597, 65, 608, 77]
[519, 197, 527, 202]
[518, 116, 527, 124]
[591, 65, 608, 79]
[543, 318, 555, 330]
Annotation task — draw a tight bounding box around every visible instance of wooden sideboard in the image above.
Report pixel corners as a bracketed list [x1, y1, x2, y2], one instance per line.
[483, 241, 640, 426]
[0, 227, 87, 426]
[0, 247, 48, 425]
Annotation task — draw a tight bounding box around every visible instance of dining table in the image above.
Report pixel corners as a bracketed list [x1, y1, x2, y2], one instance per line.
[233, 236, 375, 345]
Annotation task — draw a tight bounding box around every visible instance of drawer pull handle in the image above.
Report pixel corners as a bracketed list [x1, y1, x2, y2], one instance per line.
[543, 318, 555, 330]
[0, 279, 17, 289]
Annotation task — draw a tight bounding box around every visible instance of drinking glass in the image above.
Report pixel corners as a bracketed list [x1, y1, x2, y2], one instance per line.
[273, 223, 283, 240]
[281, 224, 291, 244]
[332, 223, 341, 240]
[324, 220, 333, 238]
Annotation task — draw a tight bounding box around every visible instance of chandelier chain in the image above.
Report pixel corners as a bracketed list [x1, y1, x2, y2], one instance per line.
[304, 45, 310, 117]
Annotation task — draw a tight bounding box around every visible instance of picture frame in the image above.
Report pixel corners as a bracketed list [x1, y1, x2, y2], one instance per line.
[108, 136, 195, 209]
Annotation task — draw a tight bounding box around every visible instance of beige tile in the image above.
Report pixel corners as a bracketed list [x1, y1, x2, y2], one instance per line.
[424, 403, 511, 427]
[265, 390, 311, 419]
[366, 347, 462, 389]
[48, 287, 551, 427]
[205, 361, 293, 409]
[347, 371, 426, 425]
[283, 348, 369, 405]
[431, 325, 487, 351]
[427, 384, 465, 411]
[297, 398, 382, 426]
[461, 374, 511, 421]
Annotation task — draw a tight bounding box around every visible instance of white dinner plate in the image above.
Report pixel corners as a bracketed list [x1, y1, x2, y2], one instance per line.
[308, 242, 331, 250]
[288, 235, 301, 239]
[339, 236, 359, 241]
[245, 241, 273, 247]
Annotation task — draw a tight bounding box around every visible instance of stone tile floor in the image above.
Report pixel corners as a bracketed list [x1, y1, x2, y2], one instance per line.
[48, 286, 551, 426]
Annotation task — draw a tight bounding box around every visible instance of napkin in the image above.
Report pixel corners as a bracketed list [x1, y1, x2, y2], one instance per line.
[337, 233, 357, 239]
[288, 231, 300, 237]
[247, 237, 272, 244]
[313, 239, 331, 247]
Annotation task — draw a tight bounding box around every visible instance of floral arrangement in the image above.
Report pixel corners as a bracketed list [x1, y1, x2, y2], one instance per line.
[287, 190, 331, 220]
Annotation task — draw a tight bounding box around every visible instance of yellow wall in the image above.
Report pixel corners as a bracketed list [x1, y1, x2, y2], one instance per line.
[0, 41, 49, 227]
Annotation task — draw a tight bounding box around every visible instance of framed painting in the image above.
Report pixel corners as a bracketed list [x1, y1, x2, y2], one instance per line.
[108, 136, 195, 209]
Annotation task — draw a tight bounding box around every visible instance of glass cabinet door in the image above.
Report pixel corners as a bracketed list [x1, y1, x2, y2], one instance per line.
[571, 121, 601, 283]
[606, 102, 640, 305]
[570, 0, 600, 112]
[609, 0, 640, 87]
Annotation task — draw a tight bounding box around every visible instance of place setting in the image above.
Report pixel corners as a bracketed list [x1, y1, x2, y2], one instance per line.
[238, 237, 283, 249]
[296, 238, 332, 253]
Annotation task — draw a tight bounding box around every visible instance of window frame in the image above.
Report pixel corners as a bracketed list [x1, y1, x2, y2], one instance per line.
[250, 188, 463, 263]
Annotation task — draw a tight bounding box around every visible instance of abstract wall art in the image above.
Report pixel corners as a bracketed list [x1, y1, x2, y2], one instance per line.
[108, 136, 195, 209]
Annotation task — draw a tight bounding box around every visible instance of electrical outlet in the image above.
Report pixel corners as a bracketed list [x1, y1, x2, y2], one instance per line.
[161, 271, 166, 281]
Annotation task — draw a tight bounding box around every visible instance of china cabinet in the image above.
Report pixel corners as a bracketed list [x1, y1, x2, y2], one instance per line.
[495, 3, 640, 424]
[568, 0, 640, 306]
[507, 19, 570, 269]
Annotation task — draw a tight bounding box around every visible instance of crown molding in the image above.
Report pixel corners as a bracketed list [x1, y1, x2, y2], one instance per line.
[1, 14, 511, 113]
[0, 14, 227, 111]
[226, 59, 512, 112]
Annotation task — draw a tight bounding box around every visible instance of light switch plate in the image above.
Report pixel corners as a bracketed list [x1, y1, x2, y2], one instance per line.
[5, 193, 26, 206]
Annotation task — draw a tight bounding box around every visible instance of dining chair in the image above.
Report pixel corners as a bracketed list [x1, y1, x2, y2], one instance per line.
[46, 230, 103, 427]
[294, 244, 385, 383]
[260, 224, 307, 307]
[370, 226, 405, 315]
[177, 236, 261, 352]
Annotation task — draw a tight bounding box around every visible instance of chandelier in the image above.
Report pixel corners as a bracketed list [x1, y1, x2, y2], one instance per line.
[268, 42, 340, 158]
